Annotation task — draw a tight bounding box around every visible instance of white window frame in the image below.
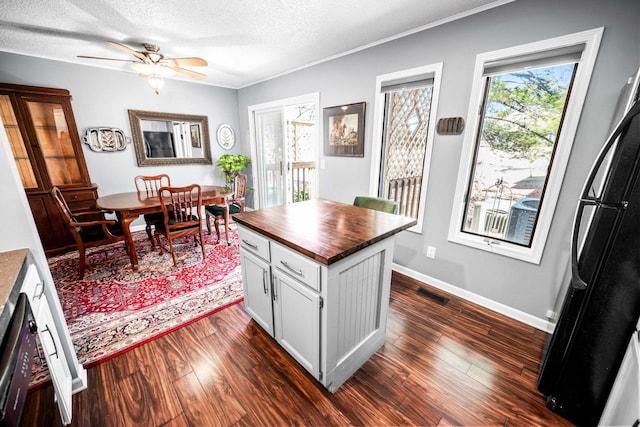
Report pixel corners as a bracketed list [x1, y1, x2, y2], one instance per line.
[370, 63, 443, 233]
[448, 28, 603, 264]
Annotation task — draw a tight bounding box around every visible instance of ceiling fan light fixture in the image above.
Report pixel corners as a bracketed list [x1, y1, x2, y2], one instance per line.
[131, 62, 175, 77]
[81, 41, 207, 91]
[147, 74, 164, 94]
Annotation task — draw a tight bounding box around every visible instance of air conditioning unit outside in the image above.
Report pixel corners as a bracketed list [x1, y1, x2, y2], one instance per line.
[505, 197, 540, 245]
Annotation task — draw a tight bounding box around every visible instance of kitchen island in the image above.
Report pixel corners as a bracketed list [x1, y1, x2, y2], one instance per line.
[232, 198, 416, 392]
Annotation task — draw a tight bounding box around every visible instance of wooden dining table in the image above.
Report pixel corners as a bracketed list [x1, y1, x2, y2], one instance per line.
[96, 184, 231, 270]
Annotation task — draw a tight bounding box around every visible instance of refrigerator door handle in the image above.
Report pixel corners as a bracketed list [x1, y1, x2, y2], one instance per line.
[570, 201, 590, 290]
[570, 198, 624, 291]
[569, 101, 639, 291]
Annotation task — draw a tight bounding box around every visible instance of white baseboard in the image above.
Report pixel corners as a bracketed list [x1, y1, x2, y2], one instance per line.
[392, 263, 555, 333]
[130, 223, 146, 233]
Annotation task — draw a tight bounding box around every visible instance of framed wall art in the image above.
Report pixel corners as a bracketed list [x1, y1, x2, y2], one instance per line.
[323, 102, 366, 157]
[190, 123, 201, 148]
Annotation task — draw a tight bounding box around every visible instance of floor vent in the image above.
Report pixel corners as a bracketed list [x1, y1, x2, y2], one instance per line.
[416, 287, 449, 306]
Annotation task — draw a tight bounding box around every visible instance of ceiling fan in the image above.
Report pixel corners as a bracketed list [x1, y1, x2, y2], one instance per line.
[78, 41, 208, 93]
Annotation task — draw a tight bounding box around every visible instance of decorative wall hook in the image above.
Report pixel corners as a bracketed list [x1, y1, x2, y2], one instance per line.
[82, 128, 131, 152]
[436, 117, 465, 135]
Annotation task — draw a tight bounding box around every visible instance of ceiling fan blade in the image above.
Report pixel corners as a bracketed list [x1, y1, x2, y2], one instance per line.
[78, 55, 138, 63]
[108, 41, 147, 61]
[164, 57, 208, 67]
[169, 66, 207, 80]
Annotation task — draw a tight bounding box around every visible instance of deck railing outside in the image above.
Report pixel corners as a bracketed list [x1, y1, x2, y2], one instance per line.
[290, 161, 315, 202]
[385, 175, 422, 218]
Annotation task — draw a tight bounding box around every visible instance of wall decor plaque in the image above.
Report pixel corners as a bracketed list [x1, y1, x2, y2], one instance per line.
[82, 127, 130, 152]
[217, 124, 235, 150]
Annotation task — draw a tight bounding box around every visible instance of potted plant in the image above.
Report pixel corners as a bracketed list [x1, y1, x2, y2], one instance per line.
[216, 153, 251, 186]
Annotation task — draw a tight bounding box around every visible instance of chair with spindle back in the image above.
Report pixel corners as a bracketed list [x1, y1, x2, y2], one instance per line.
[51, 186, 128, 279]
[134, 174, 171, 246]
[205, 173, 246, 245]
[154, 184, 205, 267]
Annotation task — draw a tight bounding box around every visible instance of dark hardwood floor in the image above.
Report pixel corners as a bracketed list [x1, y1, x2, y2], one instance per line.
[22, 271, 571, 426]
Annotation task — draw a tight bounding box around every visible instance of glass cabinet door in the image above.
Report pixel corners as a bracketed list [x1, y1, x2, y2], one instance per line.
[26, 100, 84, 186]
[0, 94, 38, 188]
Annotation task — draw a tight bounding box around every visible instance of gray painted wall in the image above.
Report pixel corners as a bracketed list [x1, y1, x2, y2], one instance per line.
[0, 0, 637, 323]
[0, 53, 241, 227]
[236, 0, 639, 320]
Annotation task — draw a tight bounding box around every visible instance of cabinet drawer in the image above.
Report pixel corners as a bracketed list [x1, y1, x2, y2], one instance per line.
[63, 189, 98, 212]
[272, 242, 320, 291]
[238, 226, 270, 262]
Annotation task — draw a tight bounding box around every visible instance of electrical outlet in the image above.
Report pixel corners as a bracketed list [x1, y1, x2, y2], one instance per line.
[426, 246, 436, 259]
[546, 309, 555, 319]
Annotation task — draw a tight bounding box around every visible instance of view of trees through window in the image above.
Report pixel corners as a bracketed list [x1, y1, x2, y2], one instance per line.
[462, 63, 577, 246]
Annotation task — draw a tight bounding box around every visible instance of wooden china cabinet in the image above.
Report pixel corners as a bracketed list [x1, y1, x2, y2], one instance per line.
[0, 83, 98, 256]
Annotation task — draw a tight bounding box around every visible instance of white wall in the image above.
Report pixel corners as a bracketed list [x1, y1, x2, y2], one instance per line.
[236, 0, 640, 322]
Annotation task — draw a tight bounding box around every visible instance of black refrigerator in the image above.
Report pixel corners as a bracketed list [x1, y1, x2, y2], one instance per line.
[537, 87, 640, 426]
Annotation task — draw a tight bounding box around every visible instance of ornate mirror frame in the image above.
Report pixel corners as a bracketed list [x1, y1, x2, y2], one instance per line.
[128, 109, 213, 166]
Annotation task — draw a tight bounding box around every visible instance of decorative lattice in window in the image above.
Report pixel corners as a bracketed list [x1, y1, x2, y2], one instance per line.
[381, 87, 433, 218]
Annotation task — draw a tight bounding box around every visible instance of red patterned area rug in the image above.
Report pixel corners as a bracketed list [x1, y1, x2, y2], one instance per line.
[30, 226, 244, 388]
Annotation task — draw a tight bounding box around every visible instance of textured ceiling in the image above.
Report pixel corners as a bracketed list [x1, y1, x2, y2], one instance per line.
[0, 0, 508, 88]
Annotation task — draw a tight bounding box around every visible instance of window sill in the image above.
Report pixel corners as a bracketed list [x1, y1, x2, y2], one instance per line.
[447, 230, 544, 264]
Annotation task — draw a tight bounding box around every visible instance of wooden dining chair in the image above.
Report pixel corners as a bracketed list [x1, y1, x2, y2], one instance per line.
[353, 196, 399, 214]
[51, 186, 128, 279]
[134, 174, 171, 246]
[154, 184, 205, 266]
[205, 173, 246, 245]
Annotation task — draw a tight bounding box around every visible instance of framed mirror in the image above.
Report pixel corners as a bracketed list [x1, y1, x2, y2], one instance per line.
[128, 109, 213, 166]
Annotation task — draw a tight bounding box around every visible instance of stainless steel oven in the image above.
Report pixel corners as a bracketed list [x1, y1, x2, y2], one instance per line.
[0, 293, 37, 427]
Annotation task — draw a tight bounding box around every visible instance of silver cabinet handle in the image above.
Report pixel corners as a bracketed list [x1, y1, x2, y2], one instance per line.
[35, 281, 45, 299]
[242, 239, 258, 250]
[280, 260, 303, 276]
[272, 273, 278, 301]
[42, 325, 59, 359]
[262, 269, 268, 294]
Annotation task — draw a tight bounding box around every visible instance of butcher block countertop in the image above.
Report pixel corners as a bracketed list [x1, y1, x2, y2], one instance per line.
[232, 199, 416, 265]
[0, 248, 30, 345]
[0, 249, 29, 314]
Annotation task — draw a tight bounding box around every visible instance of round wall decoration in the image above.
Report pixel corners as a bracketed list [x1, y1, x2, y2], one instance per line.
[216, 124, 235, 149]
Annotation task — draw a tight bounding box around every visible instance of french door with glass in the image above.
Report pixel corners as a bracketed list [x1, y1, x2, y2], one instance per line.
[249, 94, 318, 209]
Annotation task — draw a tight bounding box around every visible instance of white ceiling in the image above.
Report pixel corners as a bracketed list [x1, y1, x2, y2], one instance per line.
[0, 0, 508, 89]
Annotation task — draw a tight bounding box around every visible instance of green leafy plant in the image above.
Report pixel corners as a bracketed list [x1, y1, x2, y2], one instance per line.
[293, 188, 310, 202]
[216, 154, 251, 185]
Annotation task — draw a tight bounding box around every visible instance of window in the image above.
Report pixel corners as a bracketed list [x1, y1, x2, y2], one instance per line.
[448, 28, 603, 263]
[371, 63, 442, 233]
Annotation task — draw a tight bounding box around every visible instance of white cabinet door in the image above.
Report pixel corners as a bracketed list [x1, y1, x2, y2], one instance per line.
[21, 262, 74, 425]
[273, 271, 320, 379]
[240, 249, 274, 336]
[35, 294, 72, 425]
